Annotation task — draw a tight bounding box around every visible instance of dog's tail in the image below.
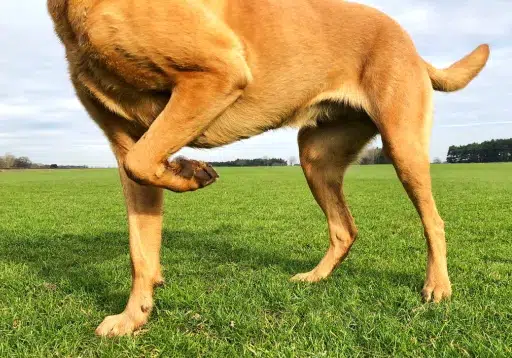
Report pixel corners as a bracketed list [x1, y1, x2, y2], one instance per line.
[424, 44, 490, 92]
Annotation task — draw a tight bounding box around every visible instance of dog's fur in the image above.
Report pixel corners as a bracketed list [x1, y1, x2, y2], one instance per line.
[47, 0, 489, 336]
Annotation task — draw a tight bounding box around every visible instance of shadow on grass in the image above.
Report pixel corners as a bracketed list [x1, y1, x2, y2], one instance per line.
[0, 225, 421, 311]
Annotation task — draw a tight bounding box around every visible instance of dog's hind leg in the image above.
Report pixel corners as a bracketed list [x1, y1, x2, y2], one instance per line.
[370, 70, 452, 302]
[292, 112, 378, 282]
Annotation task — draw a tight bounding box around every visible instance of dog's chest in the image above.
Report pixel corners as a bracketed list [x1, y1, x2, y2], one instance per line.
[52, 1, 172, 130]
[78, 72, 168, 127]
[69, 43, 171, 130]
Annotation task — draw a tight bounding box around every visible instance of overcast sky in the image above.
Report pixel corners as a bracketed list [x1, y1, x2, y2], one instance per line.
[1, 1, 511, 166]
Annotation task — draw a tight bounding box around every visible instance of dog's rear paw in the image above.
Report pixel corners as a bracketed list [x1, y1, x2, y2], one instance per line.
[168, 157, 219, 191]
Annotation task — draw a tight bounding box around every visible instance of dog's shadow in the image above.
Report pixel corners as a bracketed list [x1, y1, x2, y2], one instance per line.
[0, 225, 420, 311]
[160, 225, 317, 273]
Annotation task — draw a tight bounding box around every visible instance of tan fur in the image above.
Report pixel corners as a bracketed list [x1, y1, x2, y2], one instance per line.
[425, 44, 490, 92]
[48, 0, 489, 336]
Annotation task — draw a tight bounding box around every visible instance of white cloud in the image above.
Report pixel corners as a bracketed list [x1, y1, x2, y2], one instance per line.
[0, 103, 40, 118]
[395, 6, 432, 34]
[439, 121, 512, 128]
[53, 98, 83, 111]
[0, 97, 82, 116]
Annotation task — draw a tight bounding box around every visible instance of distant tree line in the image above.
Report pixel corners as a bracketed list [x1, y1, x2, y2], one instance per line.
[5, 137, 508, 170]
[0, 153, 88, 170]
[447, 138, 512, 163]
[358, 147, 392, 165]
[358, 138, 512, 165]
[210, 157, 288, 167]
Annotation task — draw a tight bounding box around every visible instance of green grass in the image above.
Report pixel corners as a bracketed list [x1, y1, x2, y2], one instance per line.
[0, 164, 511, 357]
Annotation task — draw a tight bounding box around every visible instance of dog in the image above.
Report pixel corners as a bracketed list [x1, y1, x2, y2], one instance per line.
[47, 0, 489, 336]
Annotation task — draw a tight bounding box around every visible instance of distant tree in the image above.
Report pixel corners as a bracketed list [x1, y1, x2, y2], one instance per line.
[3, 153, 16, 169]
[13, 156, 32, 169]
[0, 154, 89, 169]
[447, 138, 512, 163]
[358, 146, 392, 165]
[358, 147, 380, 165]
[433, 157, 442, 164]
[210, 157, 287, 167]
[288, 156, 297, 166]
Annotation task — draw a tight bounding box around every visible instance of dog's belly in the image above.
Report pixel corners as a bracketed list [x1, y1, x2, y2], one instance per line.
[188, 95, 332, 149]
[189, 101, 286, 149]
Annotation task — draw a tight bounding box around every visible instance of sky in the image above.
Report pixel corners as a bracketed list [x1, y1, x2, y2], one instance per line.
[0, 1, 511, 167]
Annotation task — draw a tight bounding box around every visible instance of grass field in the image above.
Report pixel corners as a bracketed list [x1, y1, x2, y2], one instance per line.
[0, 164, 511, 357]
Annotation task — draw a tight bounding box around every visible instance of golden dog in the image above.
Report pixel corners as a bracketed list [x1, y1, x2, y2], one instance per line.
[47, 0, 489, 336]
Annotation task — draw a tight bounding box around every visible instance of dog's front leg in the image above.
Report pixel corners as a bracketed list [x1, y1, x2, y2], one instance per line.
[75, 91, 166, 337]
[95, 160, 164, 337]
[123, 59, 250, 192]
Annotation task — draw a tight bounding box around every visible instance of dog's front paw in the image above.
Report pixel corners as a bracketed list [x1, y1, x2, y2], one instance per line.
[290, 270, 327, 283]
[168, 157, 219, 191]
[422, 279, 452, 303]
[153, 267, 165, 287]
[95, 311, 148, 337]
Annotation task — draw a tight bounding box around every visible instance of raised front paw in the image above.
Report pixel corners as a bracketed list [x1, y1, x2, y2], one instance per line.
[168, 157, 219, 191]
